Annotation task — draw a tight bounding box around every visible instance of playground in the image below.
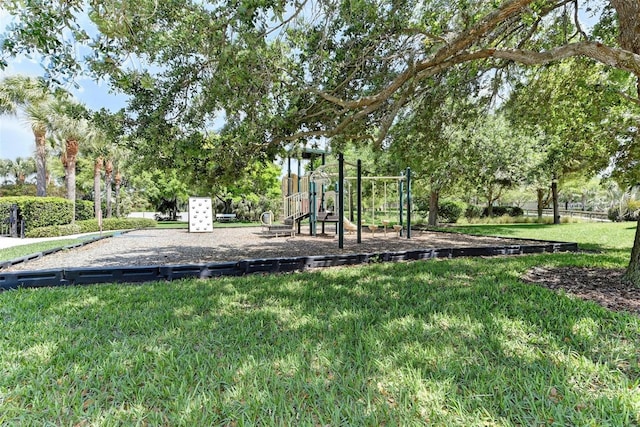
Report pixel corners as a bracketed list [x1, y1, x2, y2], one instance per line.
[2, 226, 535, 271]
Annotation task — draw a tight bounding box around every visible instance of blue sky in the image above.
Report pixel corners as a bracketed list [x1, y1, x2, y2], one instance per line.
[0, 8, 128, 162]
[0, 57, 128, 161]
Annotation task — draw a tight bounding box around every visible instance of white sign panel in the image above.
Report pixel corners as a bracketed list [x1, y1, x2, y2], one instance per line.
[188, 197, 214, 232]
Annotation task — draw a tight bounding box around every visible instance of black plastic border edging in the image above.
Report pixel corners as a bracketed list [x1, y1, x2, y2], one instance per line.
[0, 241, 578, 291]
[0, 231, 130, 270]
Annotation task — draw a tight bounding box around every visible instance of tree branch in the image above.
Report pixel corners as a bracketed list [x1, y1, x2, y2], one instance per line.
[487, 41, 640, 75]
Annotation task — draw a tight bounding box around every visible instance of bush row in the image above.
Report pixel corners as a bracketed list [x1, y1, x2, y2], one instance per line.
[0, 196, 73, 229]
[25, 218, 157, 238]
[75, 200, 95, 221]
[464, 215, 576, 225]
[0, 197, 98, 229]
[479, 206, 524, 218]
[414, 195, 525, 223]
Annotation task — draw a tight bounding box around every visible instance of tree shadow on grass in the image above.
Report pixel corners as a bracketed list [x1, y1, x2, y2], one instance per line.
[1, 253, 638, 425]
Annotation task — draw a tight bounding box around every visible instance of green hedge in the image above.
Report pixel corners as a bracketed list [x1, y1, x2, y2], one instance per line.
[481, 206, 524, 218]
[75, 200, 94, 221]
[0, 196, 73, 229]
[25, 218, 157, 238]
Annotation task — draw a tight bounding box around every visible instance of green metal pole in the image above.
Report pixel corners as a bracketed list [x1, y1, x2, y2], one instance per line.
[399, 177, 404, 237]
[310, 154, 315, 236]
[338, 153, 344, 249]
[310, 181, 316, 236]
[357, 159, 362, 244]
[338, 153, 345, 248]
[406, 167, 411, 239]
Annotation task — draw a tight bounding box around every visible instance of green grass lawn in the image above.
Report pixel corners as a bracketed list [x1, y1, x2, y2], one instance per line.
[444, 221, 637, 251]
[0, 233, 116, 263]
[1, 223, 639, 425]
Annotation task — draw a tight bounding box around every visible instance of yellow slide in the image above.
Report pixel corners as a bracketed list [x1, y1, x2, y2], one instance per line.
[343, 217, 358, 234]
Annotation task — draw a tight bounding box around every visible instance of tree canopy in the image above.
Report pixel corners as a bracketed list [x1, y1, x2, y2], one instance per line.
[3, 1, 640, 156]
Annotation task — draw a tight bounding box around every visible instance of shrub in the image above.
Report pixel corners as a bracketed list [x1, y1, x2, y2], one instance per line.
[608, 206, 621, 222]
[462, 215, 578, 225]
[509, 206, 524, 217]
[412, 196, 430, 219]
[0, 184, 36, 197]
[608, 200, 640, 222]
[438, 200, 466, 223]
[75, 200, 94, 221]
[25, 217, 157, 238]
[0, 196, 73, 230]
[25, 224, 83, 238]
[481, 206, 524, 218]
[464, 205, 483, 220]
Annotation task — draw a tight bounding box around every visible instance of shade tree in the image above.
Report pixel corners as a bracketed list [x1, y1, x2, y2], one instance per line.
[503, 59, 635, 223]
[450, 113, 536, 216]
[387, 69, 484, 225]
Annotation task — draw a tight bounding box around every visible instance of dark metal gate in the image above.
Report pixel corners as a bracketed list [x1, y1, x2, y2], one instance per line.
[1, 204, 24, 238]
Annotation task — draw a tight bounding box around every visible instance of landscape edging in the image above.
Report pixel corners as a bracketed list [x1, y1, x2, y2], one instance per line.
[0, 240, 578, 291]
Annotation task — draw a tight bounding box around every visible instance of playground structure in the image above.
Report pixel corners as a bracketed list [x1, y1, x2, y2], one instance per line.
[268, 148, 412, 249]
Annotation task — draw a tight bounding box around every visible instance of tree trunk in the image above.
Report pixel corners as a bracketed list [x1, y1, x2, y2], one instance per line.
[65, 139, 78, 222]
[115, 171, 122, 218]
[624, 217, 640, 284]
[428, 189, 439, 226]
[536, 188, 544, 219]
[551, 178, 560, 224]
[612, 0, 640, 285]
[610, 1, 640, 59]
[94, 157, 103, 220]
[34, 131, 47, 196]
[105, 159, 113, 218]
[486, 189, 494, 217]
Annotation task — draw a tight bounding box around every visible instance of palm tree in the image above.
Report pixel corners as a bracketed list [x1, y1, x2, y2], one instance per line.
[49, 98, 91, 219]
[114, 168, 123, 217]
[112, 145, 131, 218]
[11, 157, 36, 185]
[83, 126, 111, 220]
[0, 159, 13, 184]
[104, 157, 114, 218]
[0, 76, 54, 196]
[94, 155, 104, 220]
[104, 144, 130, 218]
[87, 109, 127, 220]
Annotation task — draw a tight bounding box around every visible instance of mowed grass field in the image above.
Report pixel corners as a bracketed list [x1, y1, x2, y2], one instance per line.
[0, 222, 638, 425]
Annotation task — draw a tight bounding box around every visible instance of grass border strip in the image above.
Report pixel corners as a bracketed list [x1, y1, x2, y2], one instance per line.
[0, 241, 578, 291]
[0, 231, 132, 270]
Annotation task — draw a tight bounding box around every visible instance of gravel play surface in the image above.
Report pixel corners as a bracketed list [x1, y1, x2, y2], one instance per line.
[4, 226, 538, 271]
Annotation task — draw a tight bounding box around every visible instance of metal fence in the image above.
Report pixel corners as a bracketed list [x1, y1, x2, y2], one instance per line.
[524, 209, 609, 222]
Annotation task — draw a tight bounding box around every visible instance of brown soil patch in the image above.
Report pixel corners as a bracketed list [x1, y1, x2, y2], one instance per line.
[522, 266, 640, 316]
